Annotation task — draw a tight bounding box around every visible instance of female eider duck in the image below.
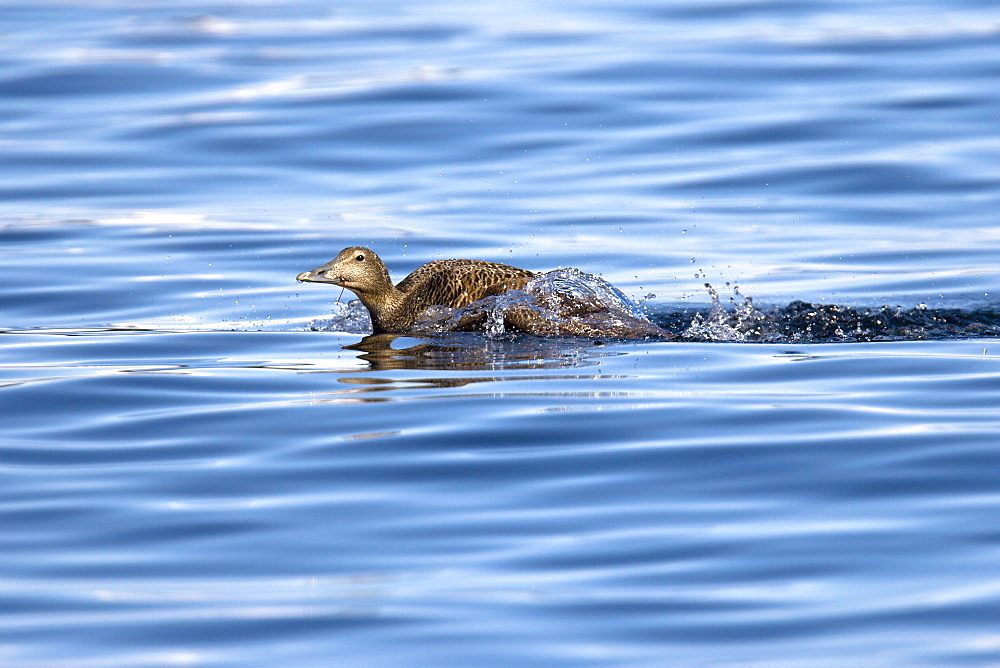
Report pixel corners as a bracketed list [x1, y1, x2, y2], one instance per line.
[297, 247, 535, 334]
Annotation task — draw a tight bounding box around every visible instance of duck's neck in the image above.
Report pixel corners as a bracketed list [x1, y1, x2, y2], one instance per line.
[355, 283, 408, 334]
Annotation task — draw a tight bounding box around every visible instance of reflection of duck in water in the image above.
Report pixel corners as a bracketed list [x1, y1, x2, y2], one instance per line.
[343, 333, 608, 373]
[297, 247, 671, 339]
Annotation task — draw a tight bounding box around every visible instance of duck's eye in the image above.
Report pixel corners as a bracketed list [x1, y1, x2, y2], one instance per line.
[355, 254, 364, 262]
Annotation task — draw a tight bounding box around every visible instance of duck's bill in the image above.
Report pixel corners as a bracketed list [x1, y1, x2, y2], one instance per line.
[296, 267, 344, 284]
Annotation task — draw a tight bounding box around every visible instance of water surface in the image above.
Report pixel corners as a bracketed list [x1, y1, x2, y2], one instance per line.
[2, 0, 1000, 665]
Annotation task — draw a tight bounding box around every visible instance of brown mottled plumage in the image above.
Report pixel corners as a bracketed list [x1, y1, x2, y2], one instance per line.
[296, 247, 535, 334]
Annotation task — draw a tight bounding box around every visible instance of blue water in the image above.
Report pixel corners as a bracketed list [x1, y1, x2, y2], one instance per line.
[2, 1, 1000, 665]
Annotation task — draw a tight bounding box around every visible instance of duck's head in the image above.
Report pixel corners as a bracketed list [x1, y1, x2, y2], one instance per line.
[296, 246, 393, 296]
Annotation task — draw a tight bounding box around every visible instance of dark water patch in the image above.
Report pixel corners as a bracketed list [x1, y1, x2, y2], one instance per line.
[323, 81, 493, 105]
[820, 31, 1000, 55]
[3, 150, 156, 170]
[692, 118, 834, 145]
[661, 290, 1000, 343]
[298, 24, 467, 44]
[99, 519, 271, 546]
[636, 0, 831, 21]
[882, 93, 991, 111]
[570, 57, 867, 88]
[673, 162, 994, 196]
[0, 64, 229, 98]
[482, 136, 577, 158]
[324, 117, 470, 145]
[524, 101, 607, 116]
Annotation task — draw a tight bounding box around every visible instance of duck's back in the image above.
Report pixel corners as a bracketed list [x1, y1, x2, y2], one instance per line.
[396, 259, 535, 309]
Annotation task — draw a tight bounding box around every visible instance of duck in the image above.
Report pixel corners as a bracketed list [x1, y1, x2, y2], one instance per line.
[297, 247, 535, 334]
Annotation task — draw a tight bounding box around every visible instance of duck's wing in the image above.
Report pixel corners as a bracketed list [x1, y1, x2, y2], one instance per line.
[394, 259, 456, 294]
[396, 260, 534, 308]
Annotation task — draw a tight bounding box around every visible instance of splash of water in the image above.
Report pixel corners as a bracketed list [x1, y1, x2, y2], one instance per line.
[414, 268, 667, 339]
[484, 268, 665, 339]
[307, 298, 371, 333]
[668, 284, 1000, 343]
[681, 283, 765, 342]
